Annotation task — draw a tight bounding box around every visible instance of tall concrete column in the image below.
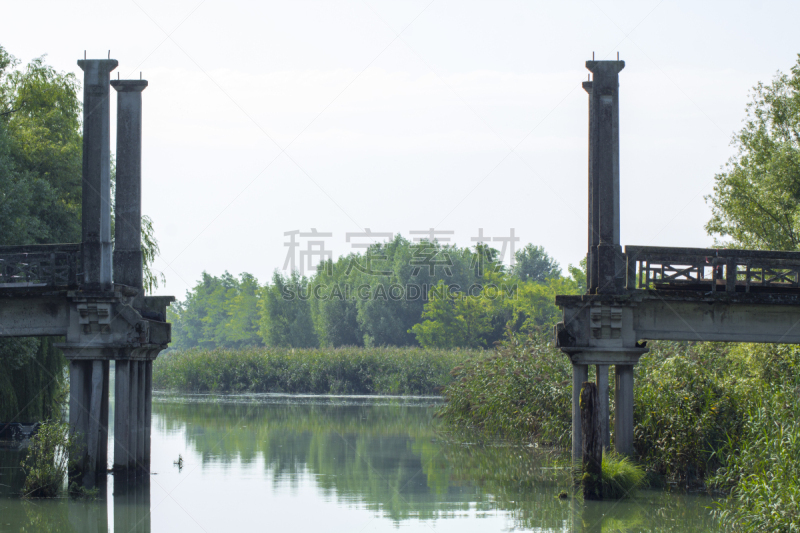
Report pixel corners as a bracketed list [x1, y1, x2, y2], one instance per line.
[110, 79, 148, 303]
[585, 60, 624, 294]
[130, 361, 139, 471]
[583, 79, 599, 293]
[571, 363, 588, 461]
[596, 364, 610, 450]
[78, 59, 117, 291]
[114, 361, 131, 471]
[614, 364, 634, 455]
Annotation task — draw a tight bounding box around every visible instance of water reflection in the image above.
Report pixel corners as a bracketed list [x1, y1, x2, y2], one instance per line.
[0, 395, 723, 532]
[150, 394, 721, 532]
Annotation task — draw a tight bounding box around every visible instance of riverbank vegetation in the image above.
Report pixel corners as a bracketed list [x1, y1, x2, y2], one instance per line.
[153, 346, 473, 395]
[438, 333, 800, 529]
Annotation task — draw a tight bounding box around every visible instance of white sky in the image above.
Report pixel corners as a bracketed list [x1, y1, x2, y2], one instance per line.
[3, 1, 800, 297]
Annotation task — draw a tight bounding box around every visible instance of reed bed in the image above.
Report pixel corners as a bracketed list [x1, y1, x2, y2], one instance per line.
[153, 346, 476, 395]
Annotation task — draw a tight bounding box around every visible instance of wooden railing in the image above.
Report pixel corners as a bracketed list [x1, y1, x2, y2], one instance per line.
[624, 245, 800, 293]
[0, 244, 81, 289]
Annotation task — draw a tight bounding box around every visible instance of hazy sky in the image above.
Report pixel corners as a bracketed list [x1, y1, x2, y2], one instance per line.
[3, 1, 800, 297]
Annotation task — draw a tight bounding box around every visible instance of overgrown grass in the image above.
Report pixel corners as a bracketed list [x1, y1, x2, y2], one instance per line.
[153, 346, 475, 395]
[602, 452, 646, 499]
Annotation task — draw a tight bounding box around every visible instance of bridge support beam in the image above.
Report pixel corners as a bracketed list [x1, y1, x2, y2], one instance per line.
[114, 361, 131, 471]
[614, 364, 635, 455]
[596, 364, 610, 451]
[67, 354, 110, 483]
[571, 364, 588, 461]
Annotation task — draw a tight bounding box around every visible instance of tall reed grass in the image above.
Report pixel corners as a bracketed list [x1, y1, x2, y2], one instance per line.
[152, 346, 475, 395]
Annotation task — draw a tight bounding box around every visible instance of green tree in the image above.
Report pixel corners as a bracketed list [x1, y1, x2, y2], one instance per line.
[706, 54, 800, 250]
[259, 271, 318, 348]
[512, 244, 561, 282]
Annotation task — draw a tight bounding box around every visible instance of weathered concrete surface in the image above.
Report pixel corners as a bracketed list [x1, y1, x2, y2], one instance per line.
[114, 361, 131, 471]
[614, 364, 634, 455]
[585, 60, 624, 295]
[571, 364, 588, 461]
[68, 360, 90, 475]
[0, 293, 70, 336]
[77, 59, 117, 292]
[144, 361, 152, 473]
[557, 293, 800, 345]
[130, 361, 139, 471]
[111, 80, 147, 304]
[596, 364, 610, 451]
[137, 361, 145, 469]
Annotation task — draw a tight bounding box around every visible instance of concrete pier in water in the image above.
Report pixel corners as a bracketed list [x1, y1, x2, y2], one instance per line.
[556, 57, 800, 461]
[0, 55, 173, 485]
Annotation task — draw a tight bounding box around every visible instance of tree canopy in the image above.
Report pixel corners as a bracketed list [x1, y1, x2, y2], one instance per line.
[706, 54, 800, 251]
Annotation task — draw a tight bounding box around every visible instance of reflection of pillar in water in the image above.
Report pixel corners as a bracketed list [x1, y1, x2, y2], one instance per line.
[68, 482, 109, 532]
[114, 473, 152, 533]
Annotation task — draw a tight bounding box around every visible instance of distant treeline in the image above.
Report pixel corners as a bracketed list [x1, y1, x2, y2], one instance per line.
[168, 238, 584, 350]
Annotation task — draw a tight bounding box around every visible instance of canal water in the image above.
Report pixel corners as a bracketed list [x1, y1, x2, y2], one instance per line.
[0, 394, 723, 532]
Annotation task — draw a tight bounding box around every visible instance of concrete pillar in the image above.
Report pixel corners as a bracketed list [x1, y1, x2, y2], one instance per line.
[137, 361, 146, 470]
[110, 79, 148, 303]
[583, 79, 599, 293]
[144, 360, 153, 473]
[130, 361, 139, 471]
[69, 360, 90, 474]
[98, 360, 109, 474]
[614, 364, 634, 455]
[585, 60, 624, 294]
[596, 364, 610, 451]
[571, 363, 588, 461]
[86, 360, 104, 475]
[114, 361, 131, 471]
[77, 58, 117, 291]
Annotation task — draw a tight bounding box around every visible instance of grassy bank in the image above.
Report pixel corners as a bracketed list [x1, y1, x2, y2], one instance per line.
[439, 333, 800, 530]
[153, 346, 475, 395]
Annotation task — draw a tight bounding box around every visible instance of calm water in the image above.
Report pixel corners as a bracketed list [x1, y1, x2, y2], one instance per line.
[0, 394, 723, 532]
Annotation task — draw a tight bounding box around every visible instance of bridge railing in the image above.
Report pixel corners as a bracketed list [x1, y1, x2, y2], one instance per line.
[624, 245, 800, 293]
[0, 244, 81, 289]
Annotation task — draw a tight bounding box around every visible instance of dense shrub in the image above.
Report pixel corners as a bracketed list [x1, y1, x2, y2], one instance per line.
[438, 333, 572, 446]
[633, 341, 750, 485]
[153, 346, 474, 395]
[21, 420, 73, 498]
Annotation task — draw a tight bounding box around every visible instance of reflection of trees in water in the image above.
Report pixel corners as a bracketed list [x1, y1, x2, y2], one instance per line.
[152, 399, 723, 531]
